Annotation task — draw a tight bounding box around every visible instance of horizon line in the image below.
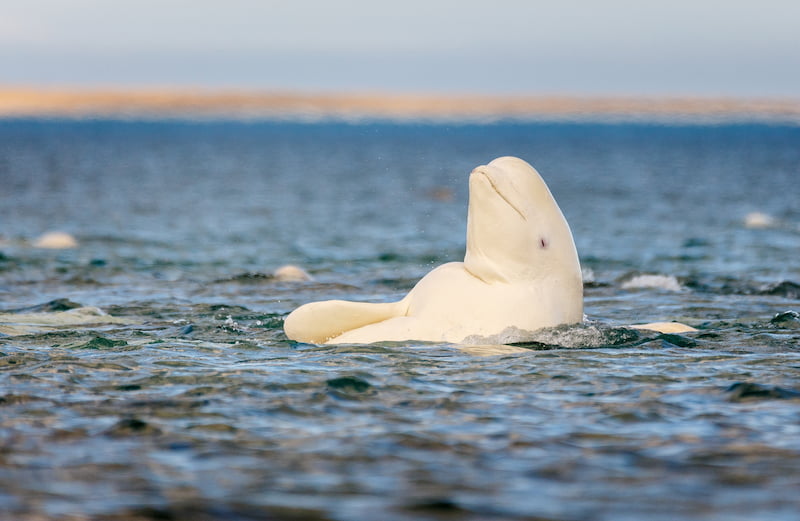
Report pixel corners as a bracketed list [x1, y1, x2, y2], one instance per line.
[2, 86, 799, 124]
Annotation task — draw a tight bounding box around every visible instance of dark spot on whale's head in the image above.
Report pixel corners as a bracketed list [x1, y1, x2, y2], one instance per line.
[539, 237, 548, 249]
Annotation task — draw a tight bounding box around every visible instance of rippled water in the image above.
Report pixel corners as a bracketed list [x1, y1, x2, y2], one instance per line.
[1, 120, 799, 520]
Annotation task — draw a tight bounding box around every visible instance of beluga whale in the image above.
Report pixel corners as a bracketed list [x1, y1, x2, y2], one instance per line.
[284, 156, 585, 344]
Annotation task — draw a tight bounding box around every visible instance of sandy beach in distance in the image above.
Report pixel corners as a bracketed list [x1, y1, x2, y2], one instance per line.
[1, 87, 799, 122]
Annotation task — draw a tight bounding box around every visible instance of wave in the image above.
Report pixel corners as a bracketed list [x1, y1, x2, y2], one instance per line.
[685, 277, 800, 299]
[463, 322, 648, 349]
[620, 273, 685, 292]
[0, 305, 133, 336]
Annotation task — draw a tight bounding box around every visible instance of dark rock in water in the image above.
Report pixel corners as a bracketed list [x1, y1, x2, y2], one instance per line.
[78, 336, 128, 349]
[121, 503, 332, 521]
[659, 333, 698, 348]
[682, 275, 713, 293]
[180, 324, 195, 335]
[327, 376, 372, 393]
[406, 498, 464, 513]
[0, 394, 47, 406]
[104, 418, 161, 437]
[770, 310, 800, 329]
[8, 298, 83, 313]
[760, 281, 800, 299]
[215, 272, 274, 283]
[726, 382, 800, 402]
[683, 237, 710, 248]
[206, 303, 251, 314]
[684, 277, 800, 299]
[378, 252, 402, 262]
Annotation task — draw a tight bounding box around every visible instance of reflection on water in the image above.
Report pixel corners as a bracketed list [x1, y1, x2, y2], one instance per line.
[1, 120, 799, 520]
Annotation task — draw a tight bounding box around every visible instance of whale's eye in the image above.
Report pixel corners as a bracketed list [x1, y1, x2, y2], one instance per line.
[539, 237, 548, 249]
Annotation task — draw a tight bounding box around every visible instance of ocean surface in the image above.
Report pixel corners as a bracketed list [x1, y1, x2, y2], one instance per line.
[1, 119, 799, 521]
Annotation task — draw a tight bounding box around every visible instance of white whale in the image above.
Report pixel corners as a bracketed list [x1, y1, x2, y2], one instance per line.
[284, 156, 585, 344]
[33, 231, 78, 249]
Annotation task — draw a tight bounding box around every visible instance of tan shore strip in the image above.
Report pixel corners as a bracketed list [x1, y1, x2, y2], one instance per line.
[1, 87, 799, 122]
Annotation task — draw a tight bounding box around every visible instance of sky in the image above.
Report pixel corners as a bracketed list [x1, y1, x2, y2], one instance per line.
[2, 0, 799, 97]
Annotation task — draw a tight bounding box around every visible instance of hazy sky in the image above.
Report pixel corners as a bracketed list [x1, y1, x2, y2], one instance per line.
[2, 0, 799, 97]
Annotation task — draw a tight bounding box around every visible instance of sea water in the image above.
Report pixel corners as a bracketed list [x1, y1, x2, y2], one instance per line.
[1, 119, 799, 520]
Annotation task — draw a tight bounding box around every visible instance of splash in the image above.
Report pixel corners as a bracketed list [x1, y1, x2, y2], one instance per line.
[621, 273, 684, 292]
[0, 306, 133, 336]
[462, 322, 644, 349]
[743, 211, 776, 229]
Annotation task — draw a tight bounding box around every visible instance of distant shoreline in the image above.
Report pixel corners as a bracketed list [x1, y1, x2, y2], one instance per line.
[1, 87, 799, 123]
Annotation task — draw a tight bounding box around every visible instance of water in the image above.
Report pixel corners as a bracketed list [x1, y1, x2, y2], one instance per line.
[1, 119, 799, 520]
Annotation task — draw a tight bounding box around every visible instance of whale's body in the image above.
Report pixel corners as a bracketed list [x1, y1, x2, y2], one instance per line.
[284, 157, 584, 344]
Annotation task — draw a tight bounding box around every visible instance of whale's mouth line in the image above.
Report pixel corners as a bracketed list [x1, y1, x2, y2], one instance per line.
[477, 170, 527, 221]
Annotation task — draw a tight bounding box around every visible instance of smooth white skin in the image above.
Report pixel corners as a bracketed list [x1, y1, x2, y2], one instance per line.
[33, 231, 78, 249]
[630, 322, 697, 334]
[283, 156, 584, 344]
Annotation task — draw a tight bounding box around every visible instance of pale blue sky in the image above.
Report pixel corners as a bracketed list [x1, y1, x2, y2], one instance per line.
[2, 0, 799, 96]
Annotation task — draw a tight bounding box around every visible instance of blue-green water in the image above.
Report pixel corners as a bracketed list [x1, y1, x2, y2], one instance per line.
[1, 120, 799, 520]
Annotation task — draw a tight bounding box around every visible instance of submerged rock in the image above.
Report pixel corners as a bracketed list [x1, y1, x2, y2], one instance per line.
[78, 336, 128, 349]
[326, 376, 373, 396]
[104, 418, 162, 437]
[760, 281, 800, 299]
[726, 382, 800, 402]
[770, 310, 800, 329]
[215, 266, 313, 284]
[7, 299, 83, 313]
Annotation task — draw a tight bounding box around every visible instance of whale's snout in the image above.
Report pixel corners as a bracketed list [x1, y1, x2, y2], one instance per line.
[469, 165, 526, 220]
[469, 165, 488, 178]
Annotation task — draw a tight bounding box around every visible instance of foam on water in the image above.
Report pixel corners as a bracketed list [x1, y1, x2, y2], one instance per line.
[0, 306, 134, 336]
[463, 322, 648, 348]
[620, 273, 685, 292]
[743, 211, 777, 229]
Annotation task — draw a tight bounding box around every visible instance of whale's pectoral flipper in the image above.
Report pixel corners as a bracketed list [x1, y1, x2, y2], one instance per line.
[629, 322, 697, 334]
[283, 299, 407, 344]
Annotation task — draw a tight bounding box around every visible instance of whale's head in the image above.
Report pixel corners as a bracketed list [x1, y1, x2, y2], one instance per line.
[465, 157, 582, 289]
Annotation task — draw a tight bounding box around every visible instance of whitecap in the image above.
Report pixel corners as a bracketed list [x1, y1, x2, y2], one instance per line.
[743, 211, 776, 229]
[620, 274, 684, 292]
[0, 306, 133, 336]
